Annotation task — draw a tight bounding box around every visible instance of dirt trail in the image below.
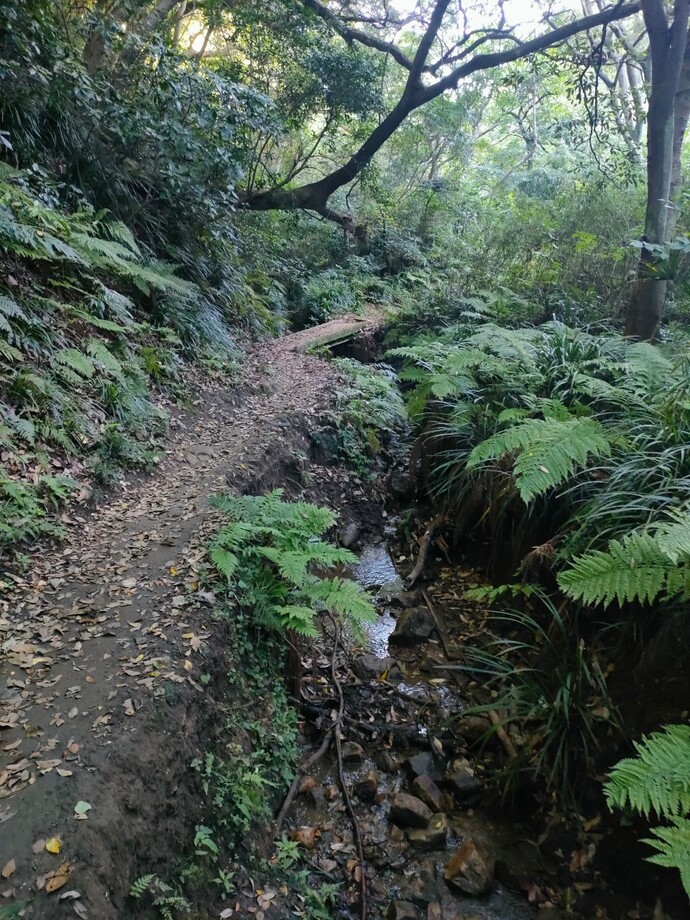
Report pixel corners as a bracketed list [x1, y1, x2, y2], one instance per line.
[0, 311, 383, 918]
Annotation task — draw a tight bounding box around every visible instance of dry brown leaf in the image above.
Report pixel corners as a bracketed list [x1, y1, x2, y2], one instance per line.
[45, 862, 70, 893]
[1, 860, 15, 878]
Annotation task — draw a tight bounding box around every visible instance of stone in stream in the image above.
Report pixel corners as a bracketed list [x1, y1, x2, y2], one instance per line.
[341, 741, 365, 764]
[340, 521, 360, 548]
[376, 750, 401, 773]
[389, 792, 432, 829]
[389, 607, 436, 645]
[406, 751, 442, 781]
[352, 653, 396, 681]
[387, 901, 419, 920]
[354, 769, 378, 802]
[391, 589, 423, 608]
[408, 813, 449, 850]
[444, 836, 495, 895]
[412, 774, 446, 812]
[445, 759, 482, 800]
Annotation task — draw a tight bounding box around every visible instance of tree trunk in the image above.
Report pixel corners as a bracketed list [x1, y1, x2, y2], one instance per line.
[625, 0, 690, 340]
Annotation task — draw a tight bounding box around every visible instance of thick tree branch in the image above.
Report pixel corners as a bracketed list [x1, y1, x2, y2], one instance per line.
[244, 0, 642, 222]
[301, 0, 415, 69]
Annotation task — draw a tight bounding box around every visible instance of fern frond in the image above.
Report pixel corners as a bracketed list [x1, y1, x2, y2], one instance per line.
[468, 416, 611, 503]
[558, 532, 687, 607]
[53, 348, 95, 379]
[605, 725, 690, 819]
[86, 339, 125, 380]
[210, 547, 238, 582]
[130, 874, 156, 899]
[644, 816, 690, 896]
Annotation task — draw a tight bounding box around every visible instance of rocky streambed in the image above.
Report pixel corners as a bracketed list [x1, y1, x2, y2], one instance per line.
[280, 541, 561, 920]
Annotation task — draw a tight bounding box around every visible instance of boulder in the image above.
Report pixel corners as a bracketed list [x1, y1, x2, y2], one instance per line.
[455, 715, 492, 744]
[341, 741, 365, 764]
[412, 774, 445, 812]
[354, 770, 379, 803]
[387, 901, 419, 920]
[444, 836, 495, 896]
[389, 792, 432, 829]
[408, 813, 449, 850]
[352, 653, 396, 681]
[390, 607, 436, 646]
[392, 589, 423, 609]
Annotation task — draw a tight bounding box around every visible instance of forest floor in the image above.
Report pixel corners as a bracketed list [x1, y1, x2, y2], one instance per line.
[0, 310, 385, 919]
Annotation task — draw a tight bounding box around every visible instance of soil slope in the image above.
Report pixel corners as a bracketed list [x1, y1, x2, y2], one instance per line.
[0, 311, 383, 919]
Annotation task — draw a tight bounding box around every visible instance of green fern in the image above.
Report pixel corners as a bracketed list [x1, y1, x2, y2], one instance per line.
[210, 490, 374, 636]
[86, 339, 125, 380]
[467, 416, 612, 503]
[53, 348, 95, 380]
[606, 725, 690, 896]
[130, 874, 155, 899]
[559, 511, 690, 608]
[645, 817, 690, 895]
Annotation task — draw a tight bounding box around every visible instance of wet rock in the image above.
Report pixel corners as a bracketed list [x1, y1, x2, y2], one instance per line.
[446, 760, 482, 800]
[354, 770, 379, 802]
[341, 741, 365, 764]
[408, 813, 449, 850]
[405, 866, 439, 906]
[406, 752, 441, 780]
[306, 785, 326, 809]
[389, 792, 432, 829]
[353, 653, 396, 681]
[389, 824, 406, 843]
[377, 751, 401, 773]
[390, 607, 436, 646]
[378, 580, 406, 604]
[413, 774, 445, 812]
[389, 467, 414, 497]
[340, 522, 360, 548]
[387, 901, 419, 920]
[444, 836, 495, 896]
[387, 663, 404, 681]
[392, 589, 423, 609]
[456, 715, 492, 744]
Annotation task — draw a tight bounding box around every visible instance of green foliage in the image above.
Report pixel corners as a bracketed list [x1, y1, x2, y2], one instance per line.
[468, 415, 611, 503]
[130, 874, 191, 920]
[559, 511, 690, 608]
[456, 591, 616, 806]
[322, 358, 407, 473]
[209, 490, 374, 636]
[606, 725, 690, 896]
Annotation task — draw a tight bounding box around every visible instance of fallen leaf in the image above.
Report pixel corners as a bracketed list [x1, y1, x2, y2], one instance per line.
[46, 837, 62, 854]
[45, 862, 70, 893]
[59, 889, 81, 900]
[56, 768, 73, 777]
[73, 902, 88, 919]
[73, 801, 91, 819]
[289, 826, 319, 849]
[1, 860, 15, 879]
[32, 839, 46, 855]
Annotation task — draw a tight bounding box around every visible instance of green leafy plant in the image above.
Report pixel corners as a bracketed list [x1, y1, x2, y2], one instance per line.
[605, 724, 690, 896]
[130, 874, 191, 920]
[209, 489, 374, 637]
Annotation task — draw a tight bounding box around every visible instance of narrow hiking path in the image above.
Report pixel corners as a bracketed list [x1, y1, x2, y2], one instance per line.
[0, 311, 383, 918]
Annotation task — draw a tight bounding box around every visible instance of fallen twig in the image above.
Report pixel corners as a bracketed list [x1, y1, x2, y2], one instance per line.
[328, 613, 368, 920]
[407, 512, 446, 585]
[488, 709, 518, 760]
[275, 728, 333, 833]
[422, 589, 463, 662]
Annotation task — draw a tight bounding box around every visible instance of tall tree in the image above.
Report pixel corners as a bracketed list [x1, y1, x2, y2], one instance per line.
[626, 0, 690, 340]
[241, 0, 642, 229]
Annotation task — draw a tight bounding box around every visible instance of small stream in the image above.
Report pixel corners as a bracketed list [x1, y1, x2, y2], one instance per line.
[290, 540, 543, 920]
